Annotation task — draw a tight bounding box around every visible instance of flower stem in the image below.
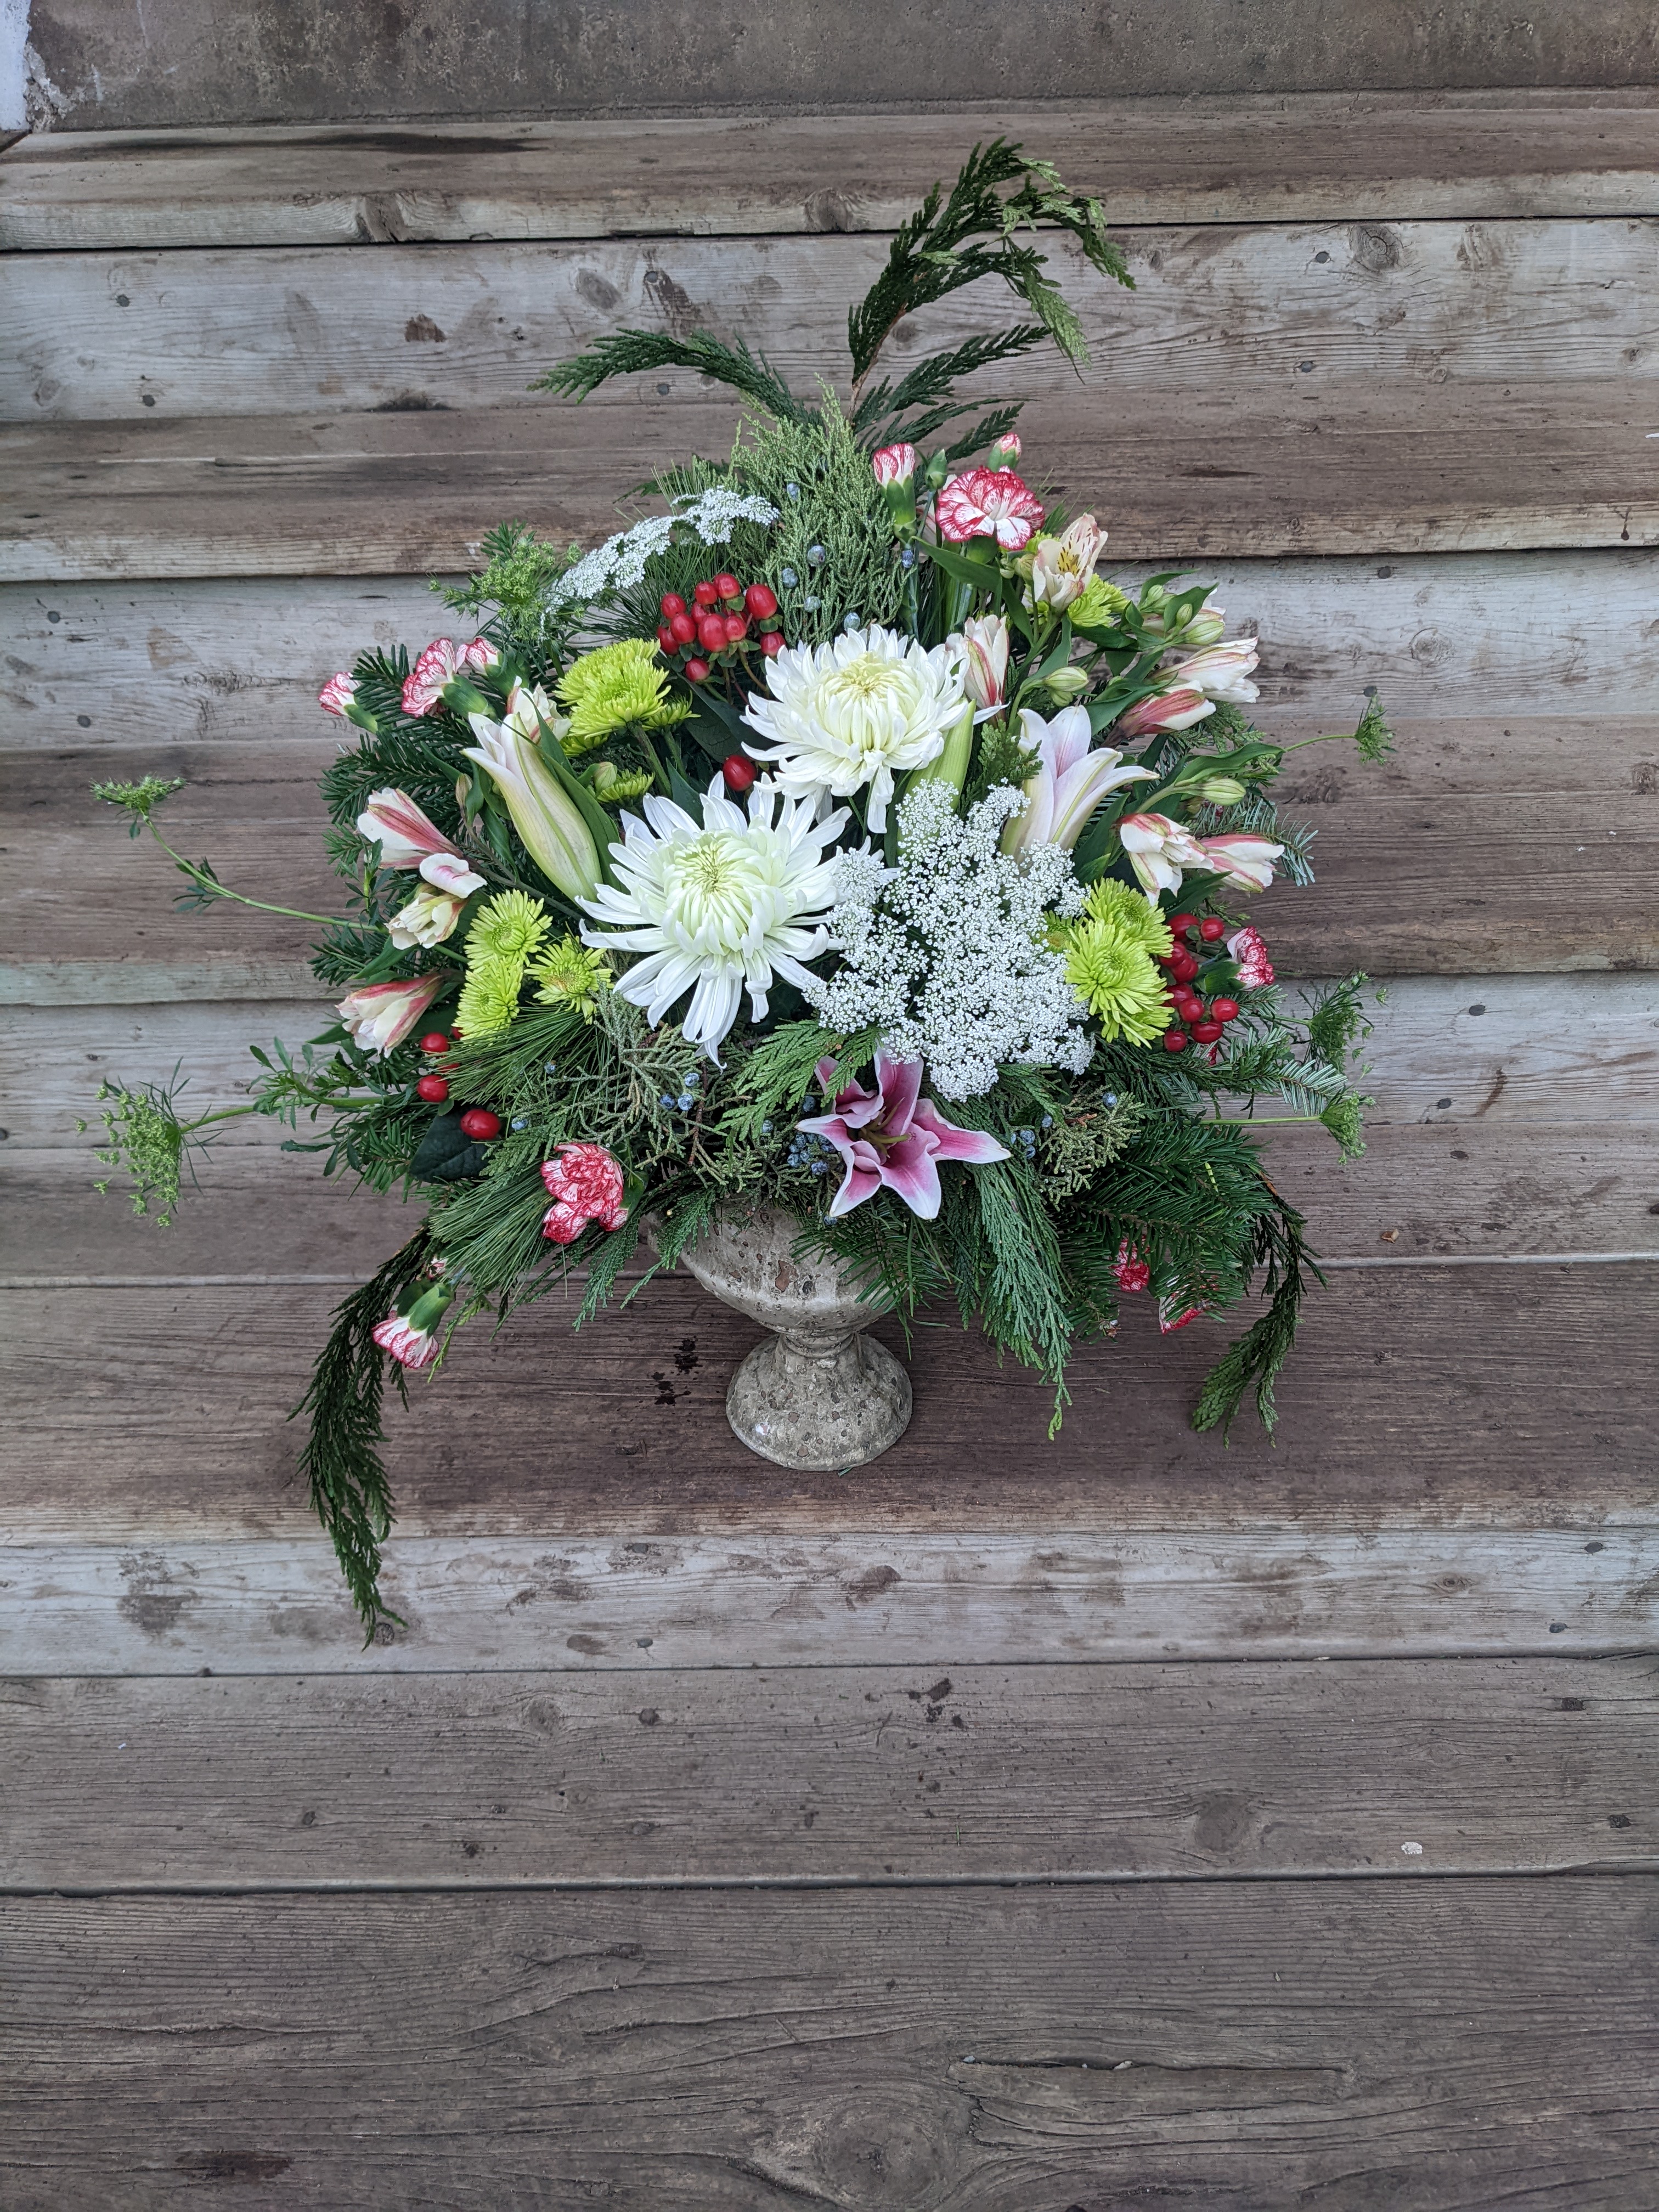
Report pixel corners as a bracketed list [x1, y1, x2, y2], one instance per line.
[145, 825, 341, 927]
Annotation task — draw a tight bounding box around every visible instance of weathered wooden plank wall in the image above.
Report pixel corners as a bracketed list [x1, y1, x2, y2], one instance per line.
[3, 95, 1657, 2208]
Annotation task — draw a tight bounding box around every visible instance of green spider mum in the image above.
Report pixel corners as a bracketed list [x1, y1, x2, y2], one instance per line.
[531, 935, 610, 1020]
[456, 890, 552, 1040]
[1053, 880, 1172, 1046]
[556, 638, 691, 751]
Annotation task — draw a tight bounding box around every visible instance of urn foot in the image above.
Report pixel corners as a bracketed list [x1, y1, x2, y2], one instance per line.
[725, 1327, 912, 1471]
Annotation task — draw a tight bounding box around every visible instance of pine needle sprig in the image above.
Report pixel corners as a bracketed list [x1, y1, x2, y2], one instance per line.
[291, 1228, 436, 1638]
[533, 329, 809, 422]
[1190, 1204, 1322, 1440]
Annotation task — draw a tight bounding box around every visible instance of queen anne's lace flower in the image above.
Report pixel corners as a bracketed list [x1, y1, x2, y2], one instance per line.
[547, 490, 780, 612]
[741, 625, 967, 833]
[579, 775, 847, 1058]
[805, 781, 1091, 1101]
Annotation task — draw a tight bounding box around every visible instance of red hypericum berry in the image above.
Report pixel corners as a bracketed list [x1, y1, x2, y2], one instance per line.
[744, 582, 778, 619]
[657, 623, 678, 654]
[458, 1107, 502, 1141]
[1163, 1029, 1189, 1052]
[1190, 1019, 1224, 1043]
[416, 1073, 450, 1103]
[1170, 951, 1200, 983]
[759, 631, 785, 658]
[1168, 911, 1198, 939]
[697, 613, 729, 653]
[721, 753, 757, 794]
[1175, 995, 1204, 1023]
[669, 611, 697, 645]
[418, 1031, 451, 1055]
[692, 579, 719, 607]
[1210, 997, 1240, 1023]
[1199, 915, 1227, 943]
[713, 571, 741, 601]
[723, 612, 748, 643]
[684, 657, 710, 683]
[659, 592, 687, 620]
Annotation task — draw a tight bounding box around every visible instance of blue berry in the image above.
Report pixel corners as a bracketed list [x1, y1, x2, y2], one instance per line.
[810, 1160, 827, 1176]
[900, 544, 917, 569]
[660, 1094, 676, 1110]
[543, 1061, 557, 1074]
[780, 567, 798, 588]
[684, 1069, 701, 1088]
[1104, 1092, 1118, 1106]
[785, 482, 800, 501]
[677, 1093, 694, 1112]
[843, 611, 860, 632]
[806, 544, 826, 566]
[803, 595, 821, 612]
[511, 1117, 528, 1131]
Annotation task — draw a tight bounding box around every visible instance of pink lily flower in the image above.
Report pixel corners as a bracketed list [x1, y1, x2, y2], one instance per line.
[355, 787, 487, 896]
[1117, 811, 1214, 901]
[1114, 686, 1216, 740]
[336, 972, 445, 1055]
[799, 1051, 1009, 1221]
[1000, 704, 1155, 856]
[1200, 832, 1283, 893]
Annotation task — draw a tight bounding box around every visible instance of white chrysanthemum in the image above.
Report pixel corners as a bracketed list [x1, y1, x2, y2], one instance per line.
[579, 775, 847, 1058]
[741, 625, 967, 832]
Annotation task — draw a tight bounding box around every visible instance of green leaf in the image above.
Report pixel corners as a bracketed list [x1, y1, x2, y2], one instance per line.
[409, 1111, 489, 1183]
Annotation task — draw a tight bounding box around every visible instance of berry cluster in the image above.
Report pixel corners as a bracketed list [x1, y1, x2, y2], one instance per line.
[1155, 915, 1242, 1055]
[656, 576, 784, 686]
[414, 1030, 502, 1138]
[658, 1066, 703, 1116]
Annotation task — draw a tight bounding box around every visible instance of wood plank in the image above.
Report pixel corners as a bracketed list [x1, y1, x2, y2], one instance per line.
[3, 1884, 1656, 2207]
[8, 97, 1659, 250]
[5, 381, 1652, 580]
[10, 219, 1656, 425]
[8, 1522, 1654, 1673]
[3, 1658, 1652, 1888]
[10, 1122, 1654, 1283]
[8, 975, 1655, 1153]
[3, 1262, 1655, 1548]
[10, 709, 1658, 1000]
[8, 554, 1652, 753]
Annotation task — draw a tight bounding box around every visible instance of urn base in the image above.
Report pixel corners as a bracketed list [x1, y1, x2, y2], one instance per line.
[725, 1327, 912, 1471]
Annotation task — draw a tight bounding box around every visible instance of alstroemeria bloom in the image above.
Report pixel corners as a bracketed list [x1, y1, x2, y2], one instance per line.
[402, 636, 498, 717]
[799, 1051, 1009, 1221]
[1201, 832, 1283, 893]
[934, 466, 1046, 551]
[958, 612, 1011, 712]
[540, 1141, 629, 1245]
[1173, 639, 1260, 703]
[1227, 924, 1275, 987]
[337, 972, 445, 1055]
[1000, 704, 1155, 857]
[1029, 514, 1106, 612]
[318, 672, 358, 717]
[356, 788, 488, 898]
[464, 713, 602, 903]
[388, 882, 468, 949]
[1114, 686, 1216, 741]
[871, 442, 917, 487]
[1117, 812, 1215, 902]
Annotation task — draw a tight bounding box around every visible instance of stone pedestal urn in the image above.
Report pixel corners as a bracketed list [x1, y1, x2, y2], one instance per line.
[661, 1206, 911, 1471]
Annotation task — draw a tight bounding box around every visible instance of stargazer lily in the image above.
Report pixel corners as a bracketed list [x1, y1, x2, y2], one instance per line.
[798, 1050, 1009, 1221]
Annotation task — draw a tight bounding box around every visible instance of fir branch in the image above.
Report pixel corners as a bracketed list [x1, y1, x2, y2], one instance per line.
[290, 1229, 436, 1638]
[1190, 1203, 1322, 1440]
[534, 329, 808, 422]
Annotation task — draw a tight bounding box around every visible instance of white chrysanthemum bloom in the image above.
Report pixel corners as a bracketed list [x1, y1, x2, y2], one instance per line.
[741, 625, 967, 833]
[579, 774, 848, 1059]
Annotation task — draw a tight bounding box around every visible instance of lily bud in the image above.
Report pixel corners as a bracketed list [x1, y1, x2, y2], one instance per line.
[907, 701, 975, 795]
[462, 713, 603, 904]
[1040, 665, 1090, 703]
[957, 613, 1011, 712]
[1197, 774, 1248, 806]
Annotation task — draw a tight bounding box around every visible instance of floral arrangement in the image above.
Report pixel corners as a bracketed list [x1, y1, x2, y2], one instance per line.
[92, 145, 1383, 1630]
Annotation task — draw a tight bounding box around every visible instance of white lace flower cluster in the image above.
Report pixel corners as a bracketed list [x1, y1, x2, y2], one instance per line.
[548, 491, 780, 610]
[804, 781, 1092, 1100]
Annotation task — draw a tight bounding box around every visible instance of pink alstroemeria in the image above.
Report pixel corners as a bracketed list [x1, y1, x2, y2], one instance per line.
[959, 612, 1011, 712]
[1173, 639, 1260, 703]
[1000, 704, 1155, 857]
[336, 972, 445, 1056]
[1114, 686, 1216, 741]
[540, 1142, 630, 1245]
[355, 787, 487, 896]
[1200, 832, 1283, 893]
[388, 883, 467, 949]
[1227, 924, 1275, 988]
[1029, 514, 1106, 612]
[871, 442, 917, 487]
[799, 1051, 1009, 1221]
[934, 466, 1046, 551]
[1117, 812, 1214, 902]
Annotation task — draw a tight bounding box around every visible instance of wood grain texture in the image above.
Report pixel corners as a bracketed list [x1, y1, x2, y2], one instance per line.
[4, 1263, 1655, 1550]
[8, 975, 1655, 1153]
[4, 1883, 1657, 2209]
[8, 554, 1651, 753]
[12, 709, 1658, 1001]
[5, 380, 1653, 581]
[8, 98, 1659, 250]
[10, 1123, 1655, 1282]
[4, 1658, 1652, 1887]
[10, 219, 1656, 424]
